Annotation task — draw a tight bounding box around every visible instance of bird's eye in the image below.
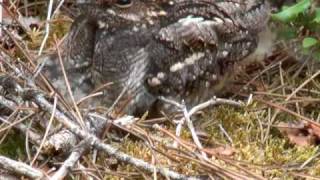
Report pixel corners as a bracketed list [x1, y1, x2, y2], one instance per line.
[115, 0, 132, 7]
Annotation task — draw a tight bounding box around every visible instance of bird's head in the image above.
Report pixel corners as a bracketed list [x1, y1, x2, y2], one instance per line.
[77, 0, 168, 28]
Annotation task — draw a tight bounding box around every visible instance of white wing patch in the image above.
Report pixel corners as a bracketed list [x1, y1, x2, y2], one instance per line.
[185, 52, 205, 65]
[170, 52, 205, 72]
[170, 62, 185, 72]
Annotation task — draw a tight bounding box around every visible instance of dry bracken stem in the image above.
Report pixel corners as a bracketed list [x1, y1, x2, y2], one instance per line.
[263, 69, 320, 143]
[55, 38, 86, 129]
[0, 114, 42, 145]
[218, 124, 233, 145]
[38, 0, 53, 55]
[258, 99, 320, 127]
[25, 118, 34, 162]
[76, 91, 103, 105]
[32, 94, 198, 180]
[52, 0, 65, 17]
[0, 113, 34, 134]
[299, 151, 320, 170]
[0, 75, 197, 179]
[4, 71, 200, 180]
[107, 86, 128, 115]
[0, 0, 3, 36]
[31, 94, 58, 166]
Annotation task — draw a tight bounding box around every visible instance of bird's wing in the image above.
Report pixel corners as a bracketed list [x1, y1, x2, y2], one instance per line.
[157, 16, 219, 50]
[158, 0, 269, 49]
[144, 1, 268, 102]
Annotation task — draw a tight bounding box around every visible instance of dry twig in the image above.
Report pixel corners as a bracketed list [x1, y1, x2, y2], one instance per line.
[159, 96, 243, 152]
[51, 139, 90, 180]
[0, 64, 199, 179]
[0, 156, 45, 179]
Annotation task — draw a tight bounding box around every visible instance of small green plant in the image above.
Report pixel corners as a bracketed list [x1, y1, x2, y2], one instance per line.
[0, 132, 25, 159]
[272, 0, 320, 60]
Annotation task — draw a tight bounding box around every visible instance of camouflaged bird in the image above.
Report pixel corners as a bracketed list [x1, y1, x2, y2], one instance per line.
[43, 0, 270, 115]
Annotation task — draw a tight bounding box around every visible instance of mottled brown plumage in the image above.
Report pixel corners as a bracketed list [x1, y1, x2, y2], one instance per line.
[44, 0, 270, 115]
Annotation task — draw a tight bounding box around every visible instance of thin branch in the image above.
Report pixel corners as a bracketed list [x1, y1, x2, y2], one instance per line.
[159, 96, 243, 150]
[55, 38, 86, 128]
[51, 139, 90, 180]
[38, 0, 54, 55]
[0, 156, 45, 179]
[0, 75, 199, 179]
[263, 69, 320, 143]
[218, 124, 233, 145]
[32, 94, 199, 180]
[31, 94, 58, 165]
[0, 0, 3, 36]
[181, 101, 208, 160]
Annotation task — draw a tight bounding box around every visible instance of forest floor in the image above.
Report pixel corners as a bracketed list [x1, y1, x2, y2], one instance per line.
[0, 1, 319, 179]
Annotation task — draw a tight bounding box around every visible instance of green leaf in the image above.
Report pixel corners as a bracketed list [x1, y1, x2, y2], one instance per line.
[313, 8, 320, 23]
[314, 51, 320, 61]
[302, 37, 318, 48]
[272, 0, 311, 23]
[277, 26, 297, 40]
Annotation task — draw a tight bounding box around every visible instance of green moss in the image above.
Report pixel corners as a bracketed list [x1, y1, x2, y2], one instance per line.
[0, 131, 26, 159]
[26, 15, 72, 51]
[200, 105, 320, 177]
[204, 106, 260, 145]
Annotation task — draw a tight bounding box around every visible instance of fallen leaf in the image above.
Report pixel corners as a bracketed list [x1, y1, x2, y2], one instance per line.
[306, 123, 320, 139]
[277, 122, 317, 147]
[205, 145, 236, 156]
[286, 132, 315, 147]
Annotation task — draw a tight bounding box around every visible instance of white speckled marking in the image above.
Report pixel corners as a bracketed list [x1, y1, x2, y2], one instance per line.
[184, 52, 205, 65]
[170, 62, 185, 72]
[98, 20, 107, 29]
[213, 17, 224, 24]
[148, 77, 161, 86]
[132, 26, 139, 32]
[222, 51, 229, 57]
[212, 74, 217, 80]
[178, 15, 204, 25]
[242, 50, 249, 56]
[157, 72, 165, 79]
[107, 9, 116, 15]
